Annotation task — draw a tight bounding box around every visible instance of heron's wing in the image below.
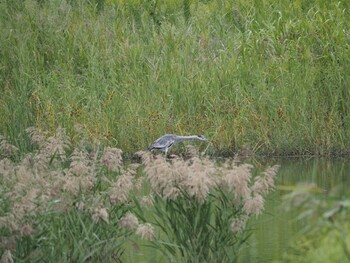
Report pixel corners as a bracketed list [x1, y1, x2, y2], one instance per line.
[148, 134, 176, 151]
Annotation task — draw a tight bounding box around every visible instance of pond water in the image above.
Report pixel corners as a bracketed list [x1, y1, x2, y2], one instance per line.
[122, 157, 350, 262]
[239, 157, 350, 263]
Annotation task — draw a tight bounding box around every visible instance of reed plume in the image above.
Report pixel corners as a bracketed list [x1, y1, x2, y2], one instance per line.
[0, 127, 138, 261]
[137, 150, 279, 216]
[136, 149, 280, 262]
[0, 127, 279, 262]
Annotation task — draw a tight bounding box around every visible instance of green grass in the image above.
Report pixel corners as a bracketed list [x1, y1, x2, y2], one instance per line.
[1, 0, 350, 155]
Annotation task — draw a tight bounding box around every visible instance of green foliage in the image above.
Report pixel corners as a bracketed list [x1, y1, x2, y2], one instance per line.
[132, 152, 279, 262]
[281, 184, 350, 263]
[135, 189, 249, 262]
[13, 205, 131, 262]
[1, 0, 350, 155]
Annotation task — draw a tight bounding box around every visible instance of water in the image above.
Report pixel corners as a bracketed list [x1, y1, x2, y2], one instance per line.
[124, 157, 350, 262]
[239, 157, 350, 263]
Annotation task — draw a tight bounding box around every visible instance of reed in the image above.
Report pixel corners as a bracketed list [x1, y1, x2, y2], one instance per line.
[0, 128, 279, 262]
[0, 127, 137, 261]
[1, 0, 349, 156]
[133, 149, 279, 262]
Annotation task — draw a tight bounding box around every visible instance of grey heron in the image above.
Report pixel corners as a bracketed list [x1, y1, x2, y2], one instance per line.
[147, 134, 208, 155]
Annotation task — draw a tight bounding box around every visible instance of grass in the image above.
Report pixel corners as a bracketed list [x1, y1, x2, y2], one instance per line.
[1, 127, 349, 262]
[0, 127, 279, 262]
[132, 151, 279, 262]
[1, 3, 350, 260]
[1, 0, 350, 156]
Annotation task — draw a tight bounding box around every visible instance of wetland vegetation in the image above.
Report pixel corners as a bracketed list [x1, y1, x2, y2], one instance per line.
[0, 127, 279, 262]
[1, 0, 350, 262]
[1, 0, 350, 156]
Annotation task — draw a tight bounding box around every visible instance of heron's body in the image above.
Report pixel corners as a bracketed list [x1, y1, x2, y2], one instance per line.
[148, 134, 208, 155]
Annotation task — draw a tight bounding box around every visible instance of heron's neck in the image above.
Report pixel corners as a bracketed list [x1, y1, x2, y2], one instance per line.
[176, 135, 199, 141]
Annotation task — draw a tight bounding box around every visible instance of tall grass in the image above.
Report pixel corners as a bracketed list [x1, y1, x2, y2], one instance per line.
[134, 149, 279, 262]
[0, 128, 279, 262]
[0, 127, 136, 262]
[1, 0, 350, 155]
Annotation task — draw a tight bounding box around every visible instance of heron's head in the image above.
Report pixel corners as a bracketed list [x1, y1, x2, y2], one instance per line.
[197, 135, 209, 142]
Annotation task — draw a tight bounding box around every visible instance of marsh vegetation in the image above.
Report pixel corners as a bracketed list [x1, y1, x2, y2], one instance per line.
[0, 127, 279, 262]
[1, 0, 350, 156]
[1, 0, 350, 262]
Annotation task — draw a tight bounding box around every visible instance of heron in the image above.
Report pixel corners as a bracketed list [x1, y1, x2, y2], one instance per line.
[147, 134, 209, 155]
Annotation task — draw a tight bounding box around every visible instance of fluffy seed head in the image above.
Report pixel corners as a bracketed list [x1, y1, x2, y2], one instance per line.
[100, 147, 123, 172]
[0, 249, 14, 263]
[109, 173, 134, 204]
[243, 194, 264, 216]
[230, 215, 249, 233]
[221, 163, 253, 201]
[92, 208, 109, 224]
[252, 165, 280, 195]
[136, 223, 155, 240]
[119, 212, 139, 230]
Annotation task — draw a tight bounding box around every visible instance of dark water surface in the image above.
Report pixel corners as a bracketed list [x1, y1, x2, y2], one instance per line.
[239, 157, 350, 263]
